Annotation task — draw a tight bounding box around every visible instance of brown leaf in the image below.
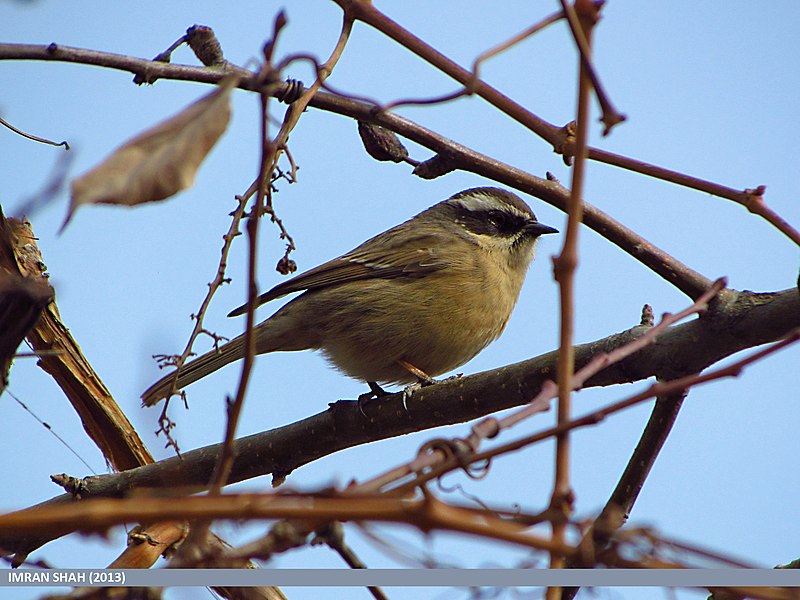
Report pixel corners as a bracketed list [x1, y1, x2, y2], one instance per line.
[63, 77, 238, 230]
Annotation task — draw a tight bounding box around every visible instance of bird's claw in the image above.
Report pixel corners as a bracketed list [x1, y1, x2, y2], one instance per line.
[400, 375, 439, 413]
[357, 382, 390, 418]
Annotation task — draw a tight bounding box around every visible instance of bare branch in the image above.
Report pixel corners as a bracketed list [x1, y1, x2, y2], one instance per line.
[0, 41, 717, 297]
[2, 489, 798, 600]
[471, 10, 565, 80]
[4, 39, 794, 252]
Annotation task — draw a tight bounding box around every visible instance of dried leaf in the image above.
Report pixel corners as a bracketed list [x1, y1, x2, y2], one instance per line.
[63, 77, 238, 230]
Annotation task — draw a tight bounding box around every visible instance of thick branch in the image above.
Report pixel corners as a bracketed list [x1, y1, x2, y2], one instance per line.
[2, 287, 797, 558]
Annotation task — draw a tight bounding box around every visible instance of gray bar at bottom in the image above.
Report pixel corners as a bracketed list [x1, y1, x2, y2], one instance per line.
[3, 569, 800, 587]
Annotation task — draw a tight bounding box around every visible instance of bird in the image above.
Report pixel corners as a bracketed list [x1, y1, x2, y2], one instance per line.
[141, 187, 557, 406]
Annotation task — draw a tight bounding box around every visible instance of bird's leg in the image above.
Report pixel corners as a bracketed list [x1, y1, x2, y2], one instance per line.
[363, 381, 389, 399]
[397, 359, 438, 412]
[397, 359, 437, 386]
[357, 363, 435, 417]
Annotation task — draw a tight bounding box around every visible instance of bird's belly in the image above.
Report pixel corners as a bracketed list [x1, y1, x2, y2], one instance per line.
[315, 277, 516, 385]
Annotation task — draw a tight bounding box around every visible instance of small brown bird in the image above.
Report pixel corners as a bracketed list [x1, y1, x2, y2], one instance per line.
[142, 187, 557, 406]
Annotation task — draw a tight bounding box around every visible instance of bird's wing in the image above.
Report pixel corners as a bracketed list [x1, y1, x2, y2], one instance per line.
[228, 230, 453, 317]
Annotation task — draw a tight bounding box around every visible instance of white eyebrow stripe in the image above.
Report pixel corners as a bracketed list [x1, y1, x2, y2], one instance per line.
[450, 191, 529, 219]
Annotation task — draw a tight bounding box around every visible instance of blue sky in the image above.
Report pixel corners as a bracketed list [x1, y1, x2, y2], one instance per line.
[1, 2, 799, 599]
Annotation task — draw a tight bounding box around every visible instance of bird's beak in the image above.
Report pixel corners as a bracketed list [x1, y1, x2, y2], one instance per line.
[525, 222, 559, 236]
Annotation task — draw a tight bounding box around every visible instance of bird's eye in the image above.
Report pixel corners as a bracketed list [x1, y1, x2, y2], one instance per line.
[486, 210, 516, 234]
[487, 210, 508, 230]
[455, 206, 522, 237]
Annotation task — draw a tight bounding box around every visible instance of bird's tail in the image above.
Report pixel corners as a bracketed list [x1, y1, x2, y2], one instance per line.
[141, 335, 246, 407]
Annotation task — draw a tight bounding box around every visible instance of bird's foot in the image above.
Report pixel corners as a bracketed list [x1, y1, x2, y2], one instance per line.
[357, 381, 391, 417]
[357, 368, 441, 417]
[399, 364, 439, 414]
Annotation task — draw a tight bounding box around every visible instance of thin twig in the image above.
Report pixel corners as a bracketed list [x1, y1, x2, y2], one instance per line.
[206, 11, 289, 496]
[547, 4, 596, 583]
[585, 148, 800, 247]
[153, 189, 251, 452]
[3, 489, 797, 597]
[380, 88, 469, 112]
[0, 115, 69, 149]
[172, 11, 354, 563]
[603, 390, 688, 518]
[381, 10, 566, 112]
[331, 0, 559, 143]
[172, 14, 289, 563]
[740, 187, 800, 247]
[558, 0, 625, 135]
[315, 523, 390, 600]
[472, 9, 565, 81]
[0, 493, 573, 557]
